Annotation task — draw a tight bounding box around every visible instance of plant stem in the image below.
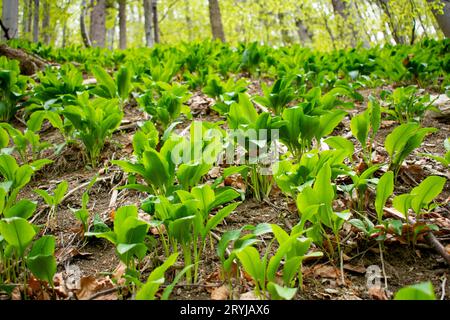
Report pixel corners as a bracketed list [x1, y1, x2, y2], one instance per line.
[182, 243, 192, 284]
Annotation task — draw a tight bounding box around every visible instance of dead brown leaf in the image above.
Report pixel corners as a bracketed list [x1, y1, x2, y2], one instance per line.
[313, 265, 340, 279]
[112, 262, 127, 286]
[368, 286, 388, 300]
[240, 291, 258, 300]
[343, 264, 366, 274]
[75, 276, 117, 300]
[211, 285, 229, 300]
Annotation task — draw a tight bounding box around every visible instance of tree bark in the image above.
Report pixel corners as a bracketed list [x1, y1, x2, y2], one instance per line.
[80, 0, 91, 47]
[295, 19, 312, 44]
[375, 0, 406, 44]
[429, 0, 450, 37]
[89, 0, 106, 47]
[152, 0, 160, 43]
[208, 0, 225, 42]
[119, 0, 127, 49]
[33, 0, 39, 42]
[0, 43, 47, 74]
[1, 0, 19, 40]
[184, 0, 193, 42]
[42, 0, 50, 44]
[143, 0, 154, 47]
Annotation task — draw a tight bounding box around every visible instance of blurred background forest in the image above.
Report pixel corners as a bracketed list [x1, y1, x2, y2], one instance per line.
[0, 0, 449, 51]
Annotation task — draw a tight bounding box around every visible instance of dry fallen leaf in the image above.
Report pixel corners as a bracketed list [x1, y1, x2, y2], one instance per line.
[211, 285, 229, 300]
[343, 264, 366, 274]
[112, 262, 127, 286]
[445, 244, 450, 255]
[75, 276, 117, 300]
[368, 286, 388, 300]
[240, 291, 258, 300]
[313, 265, 340, 279]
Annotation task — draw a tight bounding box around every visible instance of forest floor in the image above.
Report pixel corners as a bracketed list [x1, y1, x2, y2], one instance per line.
[14, 81, 450, 301]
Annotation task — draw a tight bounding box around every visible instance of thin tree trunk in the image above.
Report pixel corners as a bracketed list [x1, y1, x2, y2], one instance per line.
[21, 1, 28, 38]
[429, 0, 450, 37]
[119, 0, 127, 49]
[295, 19, 312, 44]
[278, 13, 290, 45]
[143, 0, 154, 47]
[42, 0, 50, 44]
[1, 0, 19, 40]
[375, 0, 406, 44]
[331, 0, 357, 47]
[152, 0, 160, 43]
[89, 0, 106, 47]
[62, 21, 67, 47]
[208, 0, 226, 42]
[26, 0, 33, 36]
[80, 0, 91, 47]
[33, 0, 39, 42]
[184, 0, 193, 41]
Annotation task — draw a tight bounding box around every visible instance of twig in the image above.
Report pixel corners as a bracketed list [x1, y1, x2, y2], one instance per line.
[440, 276, 447, 300]
[379, 242, 388, 290]
[211, 231, 230, 257]
[384, 207, 450, 266]
[61, 175, 113, 204]
[161, 282, 224, 289]
[87, 286, 124, 300]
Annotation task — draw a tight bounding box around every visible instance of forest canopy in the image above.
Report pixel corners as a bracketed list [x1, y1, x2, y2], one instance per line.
[0, 0, 449, 51]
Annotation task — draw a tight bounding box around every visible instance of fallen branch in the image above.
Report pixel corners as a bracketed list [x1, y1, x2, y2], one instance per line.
[87, 286, 124, 300]
[384, 207, 450, 265]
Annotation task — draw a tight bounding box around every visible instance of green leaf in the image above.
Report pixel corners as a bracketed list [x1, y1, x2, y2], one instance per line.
[92, 66, 116, 98]
[409, 176, 446, 214]
[375, 171, 394, 222]
[393, 194, 412, 217]
[203, 202, 240, 238]
[350, 109, 370, 147]
[236, 246, 263, 288]
[394, 282, 436, 300]
[267, 282, 297, 300]
[4, 199, 36, 219]
[27, 235, 56, 284]
[116, 66, 131, 101]
[0, 217, 36, 256]
[136, 253, 179, 300]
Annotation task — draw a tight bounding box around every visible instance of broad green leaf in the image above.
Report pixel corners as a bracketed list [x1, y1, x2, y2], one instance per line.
[410, 176, 446, 214]
[375, 171, 394, 222]
[394, 282, 436, 300]
[0, 217, 36, 256]
[136, 253, 179, 300]
[267, 282, 297, 300]
[27, 235, 56, 284]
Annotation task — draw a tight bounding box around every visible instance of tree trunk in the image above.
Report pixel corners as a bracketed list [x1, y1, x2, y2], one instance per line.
[80, 0, 91, 47]
[429, 0, 450, 37]
[42, 0, 50, 44]
[375, 0, 406, 44]
[0, 43, 47, 74]
[295, 19, 312, 44]
[89, 0, 106, 47]
[278, 13, 291, 45]
[152, 0, 160, 43]
[184, 0, 193, 41]
[331, 0, 357, 47]
[62, 21, 67, 48]
[208, 0, 225, 42]
[21, 0, 29, 38]
[1, 0, 19, 40]
[119, 0, 127, 49]
[33, 0, 39, 42]
[143, 0, 154, 47]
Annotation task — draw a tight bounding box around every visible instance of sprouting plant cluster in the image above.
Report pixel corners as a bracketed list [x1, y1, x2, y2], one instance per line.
[0, 39, 448, 300]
